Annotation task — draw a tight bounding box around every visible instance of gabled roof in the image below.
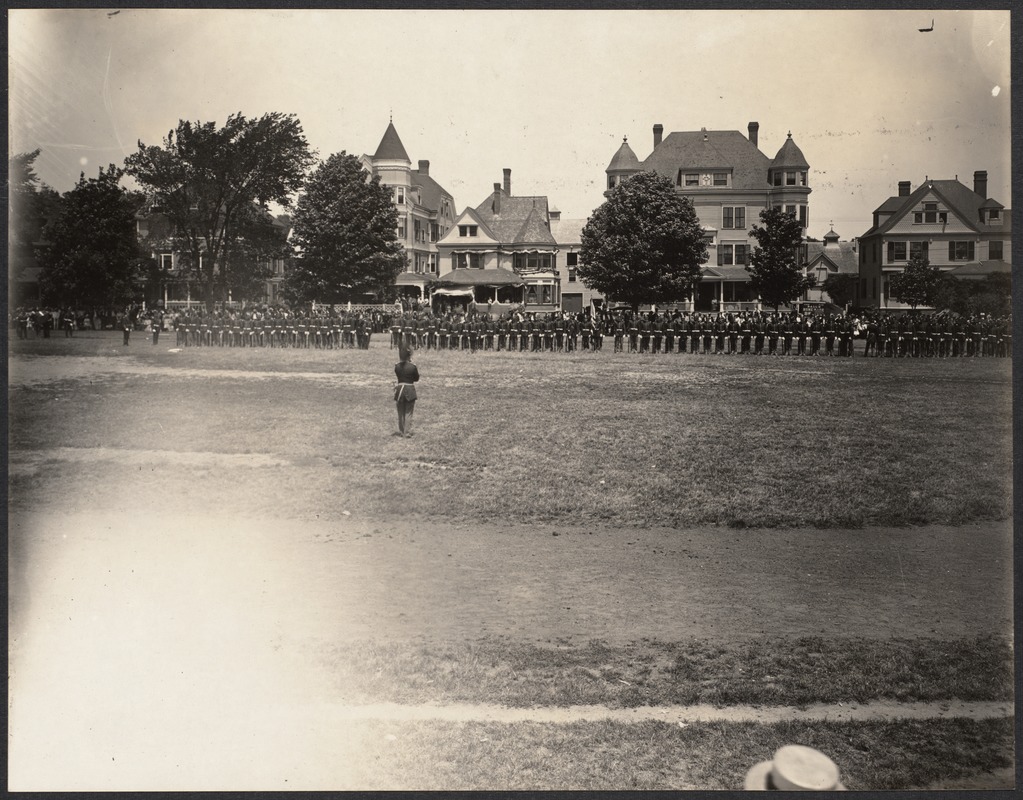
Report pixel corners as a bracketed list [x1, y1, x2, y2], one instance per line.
[771, 134, 809, 170]
[446, 206, 499, 242]
[373, 121, 410, 162]
[607, 137, 641, 172]
[862, 177, 1008, 238]
[411, 169, 452, 213]
[641, 130, 773, 190]
[549, 217, 588, 246]
[474, 191, 557, 245]
[806, 242, 859, 274]
[435, 267, 524, 286]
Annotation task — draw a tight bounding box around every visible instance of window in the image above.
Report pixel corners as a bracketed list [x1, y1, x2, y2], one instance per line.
[909, 241, 929, 260]
[568, 268, 577, 283]
[396, 187, 405, 204]
[431, 223, 439, 242]
[990, 240, 1003, 260]
[608, 176, 616, 190]
[397, 219, 406, 239]
[800, 172, 808, 186]
[540, 285, 553, 305]
[872, 277, 877, 298]
[428, 255, 437, 273]
[784, 205, 796, 217]
[414, 220, 422, 243]
[786, 171, 797, 186]
[948, 241, 975, 261]
[798, 205, 807, 229]
[685, 173, 700, 187]
[988, 209, 1001, 222]
[887, 241, 907, 262]
[914, 202, 946, 225]
[458, 224, 478, 237]
[773, 171, 782, 187]
[514, 253, 553, 271]
[455, 252, 483, 269]
[722, 207, 745, 229]
[718, 244, 749, 266]
[159, 253, 174, 270]
[713, 173, 728, 186]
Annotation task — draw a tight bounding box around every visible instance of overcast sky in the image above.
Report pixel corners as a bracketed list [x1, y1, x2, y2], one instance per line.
[8, 7, 1012, 240]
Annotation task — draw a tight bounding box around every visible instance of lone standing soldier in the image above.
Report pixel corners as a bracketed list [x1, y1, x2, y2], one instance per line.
[393, 346, 420, 438]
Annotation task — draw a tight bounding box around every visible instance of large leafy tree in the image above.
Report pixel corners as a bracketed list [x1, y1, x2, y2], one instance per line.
[124, 112, 315, 308]
[745, 207, 815, 310]
[9, 150, 61, 292]
[888, 252, 943, 310]
[821, 273, 858, 309]
[578, 171, 707, 310]
[40, 165, 143, 307]
[283, 152, 407, 304]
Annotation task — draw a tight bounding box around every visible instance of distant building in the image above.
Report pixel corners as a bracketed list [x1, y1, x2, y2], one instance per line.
[857, 171, 1011, 309]
[360, 121, 456, 302]
[434, 169, 562, 313]
[803, 227, 859, 309]
[605, 122, 812, 312]
[548, 211, 601, 314]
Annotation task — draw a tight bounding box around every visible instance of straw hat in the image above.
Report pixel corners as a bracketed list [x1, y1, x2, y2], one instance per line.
[744, 745, 846, 791]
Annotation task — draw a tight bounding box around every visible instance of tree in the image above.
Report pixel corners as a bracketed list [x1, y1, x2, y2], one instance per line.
[888, 252, 943, 310]
[283, 152, 407, 304]
[745, 207, 815, 310]
[124, 112, 315, 309]
[821, 273, 858, 309]
[40, 165, 143, 307]
[578, 171, 707, 310]
[9, 150, 61, 298]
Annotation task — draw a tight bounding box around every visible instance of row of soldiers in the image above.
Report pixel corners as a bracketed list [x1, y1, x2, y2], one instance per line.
[167, 309, 378, 349]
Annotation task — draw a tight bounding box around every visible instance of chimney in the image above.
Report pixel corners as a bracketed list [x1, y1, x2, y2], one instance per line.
[418, 160, 429, 176]
[748, 121, 759, 147]
[974, 170, 988, 198]
[898, 181, 911, 197]
[503, 168, 511, 195]
[493, 183, 502, 214]
[653, 124, 663, 148]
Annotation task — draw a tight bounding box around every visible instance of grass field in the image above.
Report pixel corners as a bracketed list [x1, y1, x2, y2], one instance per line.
[7, 331, 1015, 790]
[8, 331, 1013, 528]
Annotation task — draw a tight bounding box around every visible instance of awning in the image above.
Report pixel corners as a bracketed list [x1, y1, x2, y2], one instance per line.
[701, 265, 751, 280]
[434, 268, 524, 287]
[431, 288, 475, 297]
[396, 272, 430, 286]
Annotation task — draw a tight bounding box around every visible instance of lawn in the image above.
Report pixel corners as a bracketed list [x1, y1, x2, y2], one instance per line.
[8, 332, 1013, 528]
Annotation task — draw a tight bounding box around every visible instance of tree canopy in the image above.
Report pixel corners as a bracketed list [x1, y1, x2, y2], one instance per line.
[888, 252, 943, 309]
[124, 112, 315, 307]
[9, 150, 61, 288]
[745, 207, 815, 310]
[283, 152, 407, 304]
[821, 273, 858, 309]
[578, 171, 707, 309]
[40, 165, 143, 307]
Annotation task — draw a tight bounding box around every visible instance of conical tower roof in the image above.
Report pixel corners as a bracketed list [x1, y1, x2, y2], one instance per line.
[772, 132, 809, 170]
[606, 137, 641, 173]
[373, 121, 411, 162]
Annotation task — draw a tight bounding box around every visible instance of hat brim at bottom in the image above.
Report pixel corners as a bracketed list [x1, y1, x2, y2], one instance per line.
[743, 761, 774, 790]
[743, 761, 846, 791]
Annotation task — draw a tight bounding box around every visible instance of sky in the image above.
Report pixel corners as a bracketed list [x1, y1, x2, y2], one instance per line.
[8, 7, 1013, 240]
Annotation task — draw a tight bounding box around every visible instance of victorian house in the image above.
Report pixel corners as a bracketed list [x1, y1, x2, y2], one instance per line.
[857, 171, 1011, 309]
[433, 169, 562, 313]
[802, 227, 859, 310]
[360, 121, 456, 301]
[604, 122, 812, 312]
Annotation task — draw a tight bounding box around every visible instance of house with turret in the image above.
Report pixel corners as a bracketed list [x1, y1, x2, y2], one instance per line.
[360, 121, 457, 302]
[604, 122, 812, 312]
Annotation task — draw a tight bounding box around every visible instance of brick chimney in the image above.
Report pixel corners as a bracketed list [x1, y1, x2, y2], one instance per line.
[493, 183, 502, 214]
[503, 168, 511, 195]
[898, 181, 911, 197]
[653, 124, 663, 148]
[748, 121, 759, 147]
[974, 170, 988, 198]
[418, 160, 429, 176]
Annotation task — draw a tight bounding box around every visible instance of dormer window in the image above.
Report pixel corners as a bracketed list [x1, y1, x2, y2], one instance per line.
[988, 208, 1001, 222]
[685, 173, 700, 187]
[713, 173, 728, 186]
[786, 171, 797, 186]
[772, 172, 782, 187]
[459, 225, 478, 237]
